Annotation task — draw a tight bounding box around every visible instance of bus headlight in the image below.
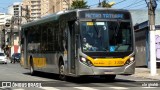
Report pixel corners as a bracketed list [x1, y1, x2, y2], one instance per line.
[81, 57, 86, 62]
[80, 57, 93, 67]
[130, 57, 134, 62]
[125, 57, 135, 65]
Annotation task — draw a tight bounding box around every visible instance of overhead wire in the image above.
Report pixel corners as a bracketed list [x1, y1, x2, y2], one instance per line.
[127, 2, 147, 9]
[114, 0, 127, 6]
[89, 0, 127, 7]
[137, 6, 148, 9]
[122, 0, 144, 9]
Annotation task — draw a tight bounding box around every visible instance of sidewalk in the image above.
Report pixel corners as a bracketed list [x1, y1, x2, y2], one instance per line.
[132, 68, 160, 80]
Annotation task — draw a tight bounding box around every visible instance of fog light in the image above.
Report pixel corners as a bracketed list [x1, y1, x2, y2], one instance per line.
[87, 60, 93, 66]
[125, 60, 130, 65]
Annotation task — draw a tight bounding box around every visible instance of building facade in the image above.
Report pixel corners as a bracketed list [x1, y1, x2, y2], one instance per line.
[134, 21, 160, 68]
[130, 9, 160, 67]
[22, 0, 41, 21]
[22, 0, 73, 18]
[41, 0, 55, 16]
[41, 0, 73, 17]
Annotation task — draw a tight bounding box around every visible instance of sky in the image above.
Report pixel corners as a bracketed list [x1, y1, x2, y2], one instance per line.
[0, 0, 159, 13]
[0, 0, 22, 13]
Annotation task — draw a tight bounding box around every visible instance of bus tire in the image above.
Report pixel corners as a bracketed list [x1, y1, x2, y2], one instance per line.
[59, 61, 66, 80]
[30, 58, 36, 75]
[101, 75, 116, 81]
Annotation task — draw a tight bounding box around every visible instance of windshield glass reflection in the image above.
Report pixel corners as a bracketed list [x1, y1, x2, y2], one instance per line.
[80, 21, 133, 52]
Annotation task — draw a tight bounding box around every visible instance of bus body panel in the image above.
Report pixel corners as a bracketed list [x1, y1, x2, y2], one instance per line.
[20, 8, 135, 77]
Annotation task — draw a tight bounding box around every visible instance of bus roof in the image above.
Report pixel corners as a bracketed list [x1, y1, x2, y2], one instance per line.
[21, 8, 130, 28]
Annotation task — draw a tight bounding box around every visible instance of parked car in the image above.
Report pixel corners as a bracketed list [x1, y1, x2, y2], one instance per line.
[0, 53, 7, 64]
[11, 53, 21, 63]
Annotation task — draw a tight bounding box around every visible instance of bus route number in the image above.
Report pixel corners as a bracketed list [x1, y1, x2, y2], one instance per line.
[114, 61, 124, 65]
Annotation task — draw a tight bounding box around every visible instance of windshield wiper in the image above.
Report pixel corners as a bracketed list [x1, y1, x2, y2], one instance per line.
[92, 19, 103, 38]
[92, 21, 103, 47]
[92, 19, 100, 38]
[114, 21, 121, 37]
[112, 21, 121, 44]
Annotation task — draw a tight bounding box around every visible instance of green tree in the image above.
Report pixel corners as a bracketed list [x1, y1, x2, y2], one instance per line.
[71, 0, 88, 9]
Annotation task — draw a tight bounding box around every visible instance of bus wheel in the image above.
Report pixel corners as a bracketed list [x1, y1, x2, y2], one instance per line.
[59, 62, 66, 80]
[101, 75, 116, 81]
[30, 59, 35, 75]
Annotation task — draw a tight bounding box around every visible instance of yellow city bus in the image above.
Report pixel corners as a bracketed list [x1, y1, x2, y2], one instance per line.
[20, 8, 135, 81]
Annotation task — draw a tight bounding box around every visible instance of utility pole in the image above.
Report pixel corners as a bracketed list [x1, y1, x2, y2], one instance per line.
[21, 5, 30, 22]
[2, 29, 5, 52]
[147, 0, 157, 76]
[10, 17, 13, 45]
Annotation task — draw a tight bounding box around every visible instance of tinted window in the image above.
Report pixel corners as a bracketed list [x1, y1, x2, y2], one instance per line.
[80, 21, 133, 52]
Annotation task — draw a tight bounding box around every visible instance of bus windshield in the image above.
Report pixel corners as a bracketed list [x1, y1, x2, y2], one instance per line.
[80, 21, 133, 52]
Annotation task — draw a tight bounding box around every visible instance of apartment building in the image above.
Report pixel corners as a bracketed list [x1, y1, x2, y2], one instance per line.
[8, 2, 21, 17]
[22, 0, 41, 21]
[22, 0, 73, 18]
[53, 0, 73, 13]
[41, 0, 55, 16]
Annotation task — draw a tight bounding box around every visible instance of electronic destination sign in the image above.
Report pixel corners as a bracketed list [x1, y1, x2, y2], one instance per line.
[79, 10, 130, 20]
[85, 13, 123, 19]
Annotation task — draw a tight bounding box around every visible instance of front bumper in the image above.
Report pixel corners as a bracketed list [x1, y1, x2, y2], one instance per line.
[0, 59, 7, 64]
[78, 61, 135, 75]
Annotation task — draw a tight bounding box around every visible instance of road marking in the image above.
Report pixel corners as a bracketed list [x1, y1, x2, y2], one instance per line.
[109, 87, 128, 89]
[12, 89, 25, 90]
[39, 87, 60, 90]
[73, 87, 99, 90]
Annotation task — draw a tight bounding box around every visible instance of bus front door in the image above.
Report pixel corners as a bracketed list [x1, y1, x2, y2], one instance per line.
[68, 21, 77, 74]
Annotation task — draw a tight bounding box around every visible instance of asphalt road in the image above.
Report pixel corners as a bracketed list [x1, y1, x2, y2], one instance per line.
[0, 63, 160, 90]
